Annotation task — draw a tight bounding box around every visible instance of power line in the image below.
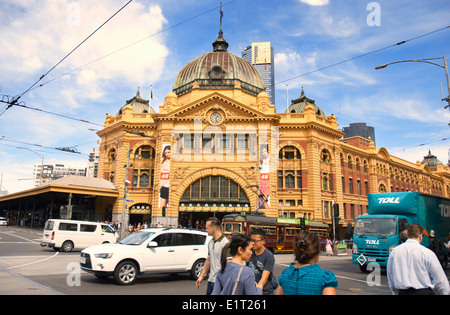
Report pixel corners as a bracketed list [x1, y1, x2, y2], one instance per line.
[0, 136, 88, 156]
[1, 100, 103, 127]
[0, 0, 239, 124]
[276, 25, 450, 86]
[30, 0, 239, 91]
[12, 0, 133, 105]
[388, 137, 449, 155]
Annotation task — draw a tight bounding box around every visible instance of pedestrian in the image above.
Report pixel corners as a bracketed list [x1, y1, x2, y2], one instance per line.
[428, 230, 445, 269]
[387, 224, 449, 295]
[195, 217, 230, 295]
[325, 237, 333, 256]
[212, 234, 263, 295]
[247, 228, 277, 295]
[277, 231, 338, 295]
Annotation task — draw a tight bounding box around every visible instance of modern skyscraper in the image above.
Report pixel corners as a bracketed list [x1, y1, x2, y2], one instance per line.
[242, 42, 275, 105]
[342, 123, 376, 145]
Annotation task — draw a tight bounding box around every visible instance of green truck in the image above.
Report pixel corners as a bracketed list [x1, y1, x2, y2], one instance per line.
[352, 191, 450, 272]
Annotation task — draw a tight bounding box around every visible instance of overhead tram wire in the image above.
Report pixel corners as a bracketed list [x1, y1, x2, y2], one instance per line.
[10, 102, 103, 127]
[276, 25, 450, 86]
[0, 1, 240, 124]
[0, 136, 89, 156]
[28, 0, 240, 92]
[8, 0, 134, 107]
[388, 137, 449, 154]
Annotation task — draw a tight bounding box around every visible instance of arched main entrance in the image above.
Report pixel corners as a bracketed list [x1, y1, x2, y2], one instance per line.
[178, 175, 250, 228]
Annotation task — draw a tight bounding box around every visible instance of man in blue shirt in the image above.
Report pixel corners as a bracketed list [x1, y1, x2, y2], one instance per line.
[248, 228, 276, 295]
[387, 224, 449, 295]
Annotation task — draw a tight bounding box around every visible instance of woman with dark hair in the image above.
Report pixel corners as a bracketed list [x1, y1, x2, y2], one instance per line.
[212, 234, 263, 295]
[277, 231, 338, 295]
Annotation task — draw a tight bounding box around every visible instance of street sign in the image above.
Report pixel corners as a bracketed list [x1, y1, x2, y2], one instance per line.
[118, 197, 134, 202]
[356, 254, 367, 265]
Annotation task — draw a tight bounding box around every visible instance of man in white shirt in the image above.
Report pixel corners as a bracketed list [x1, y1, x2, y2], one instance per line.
[195, 217, 229, 295]
[387, 224, 449, 295]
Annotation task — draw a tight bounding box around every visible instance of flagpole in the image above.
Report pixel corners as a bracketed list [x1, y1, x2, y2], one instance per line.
[220, 2, 223, 31]
[149, 85, 153, 114]
[286, 85, 289, 112]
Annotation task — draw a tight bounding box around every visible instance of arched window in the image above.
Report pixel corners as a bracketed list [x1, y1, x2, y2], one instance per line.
[321, 149, 331, 163]
[108, 148, 116, 162]
[279, 146, 301, 160]
[181, 176, 249, 205]
[134, 145, 155, 159]
[131, 144, 156, 188]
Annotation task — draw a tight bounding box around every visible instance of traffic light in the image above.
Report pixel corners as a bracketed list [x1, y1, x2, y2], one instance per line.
[300, 217, 306, 230]
[162, 207, 166, 217]
[333, 203, 339, 218]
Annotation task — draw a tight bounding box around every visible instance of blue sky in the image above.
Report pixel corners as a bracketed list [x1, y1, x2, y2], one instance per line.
[0, 0, 449, 193]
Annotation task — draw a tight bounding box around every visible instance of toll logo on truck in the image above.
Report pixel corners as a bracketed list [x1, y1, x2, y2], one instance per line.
[377, 197, 400, 204]
[440, 204, 450, 217]
[366, 240, 380, 245]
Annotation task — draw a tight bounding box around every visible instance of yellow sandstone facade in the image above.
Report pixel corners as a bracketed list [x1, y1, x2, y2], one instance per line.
[96, 32, 450, 234]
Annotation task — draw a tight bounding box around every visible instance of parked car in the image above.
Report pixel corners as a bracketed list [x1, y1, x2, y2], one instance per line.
[80, 228, 210, 285]
[0, 217, 7, 226]
[41, 219, 118, 252]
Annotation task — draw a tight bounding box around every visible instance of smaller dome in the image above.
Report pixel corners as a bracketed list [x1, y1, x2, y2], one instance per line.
[116, 88, 155, 116]
[421, 150, 440, 167]
[285, 88, 325, 118]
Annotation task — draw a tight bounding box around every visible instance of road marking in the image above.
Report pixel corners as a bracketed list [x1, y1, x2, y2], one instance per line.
[0, 231, 40, 244]
[7, 252, 59, 270]
[0, 242, 38, 244]
[0, 267, 64, 295]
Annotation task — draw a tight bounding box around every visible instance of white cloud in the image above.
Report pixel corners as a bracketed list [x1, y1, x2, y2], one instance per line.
[388, 142, 450, 166]
[317, 12, 359, 38]
[342, 95, 450, 125]
[0, 0, 169, 105]
[299, 0, 329, 6]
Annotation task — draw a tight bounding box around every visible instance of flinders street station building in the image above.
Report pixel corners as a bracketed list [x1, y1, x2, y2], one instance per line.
[96, 29, 450, 232]
[1, 28, 449, 235]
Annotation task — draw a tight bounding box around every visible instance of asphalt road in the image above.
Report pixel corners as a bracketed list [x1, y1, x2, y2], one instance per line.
[1, 226, 447, 297]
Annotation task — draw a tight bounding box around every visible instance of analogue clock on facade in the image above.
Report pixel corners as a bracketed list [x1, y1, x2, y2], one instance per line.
[210, 112, 222, 124]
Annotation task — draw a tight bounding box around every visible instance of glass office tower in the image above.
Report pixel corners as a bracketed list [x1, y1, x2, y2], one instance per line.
[242, 42, 275, 105]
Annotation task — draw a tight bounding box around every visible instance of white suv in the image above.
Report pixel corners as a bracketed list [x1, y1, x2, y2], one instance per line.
[80, 228, 211, 285]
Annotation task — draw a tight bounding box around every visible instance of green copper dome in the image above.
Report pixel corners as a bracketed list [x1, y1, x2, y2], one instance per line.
[173, 31, 265, 97]
[285, 88, 326, 117]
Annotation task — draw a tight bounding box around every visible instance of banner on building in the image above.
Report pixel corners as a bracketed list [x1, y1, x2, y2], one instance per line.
[159, 144, 171, 216]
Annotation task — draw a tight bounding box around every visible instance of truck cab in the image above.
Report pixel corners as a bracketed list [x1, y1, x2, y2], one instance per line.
[352, 214, 410, 271]
[352, 191, 450, 272]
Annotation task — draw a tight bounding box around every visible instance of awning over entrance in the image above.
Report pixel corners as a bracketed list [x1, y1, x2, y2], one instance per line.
[0, 176, 119, 227]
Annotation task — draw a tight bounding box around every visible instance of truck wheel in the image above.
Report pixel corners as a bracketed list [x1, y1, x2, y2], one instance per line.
[114, 261, 138, 285]
[61, 241, 74, 252]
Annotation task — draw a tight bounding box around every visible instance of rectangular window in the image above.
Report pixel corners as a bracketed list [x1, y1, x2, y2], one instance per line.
[285, 171, 295, 189]
[237, 134, 248, 149]
[184, 134, 194, 149]
[59, 223, 77, 231]
[80, 224, 97, 232]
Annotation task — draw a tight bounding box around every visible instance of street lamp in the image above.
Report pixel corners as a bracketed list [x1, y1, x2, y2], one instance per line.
[16, 146, 44, 187]
[375, 56, 450, 109]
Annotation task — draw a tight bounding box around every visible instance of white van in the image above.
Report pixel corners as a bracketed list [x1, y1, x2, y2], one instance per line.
[41, 219, 118, 252]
